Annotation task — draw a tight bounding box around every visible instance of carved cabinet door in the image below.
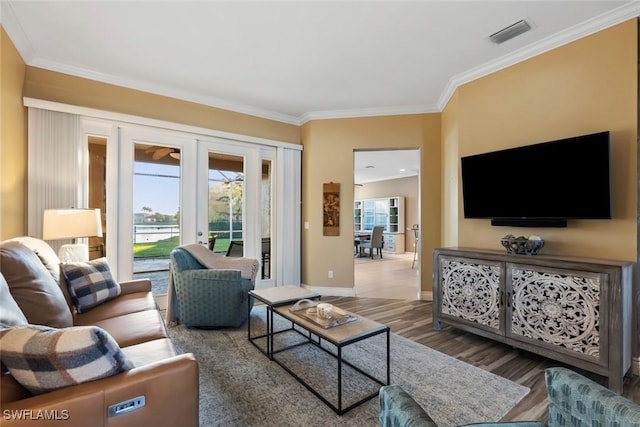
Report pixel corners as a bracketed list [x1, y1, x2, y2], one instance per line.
[437, 256, 504, 334]
[507, 263, 606, 365]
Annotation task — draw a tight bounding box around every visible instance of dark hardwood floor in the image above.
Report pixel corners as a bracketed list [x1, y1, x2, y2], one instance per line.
[322, 296, 640, 423]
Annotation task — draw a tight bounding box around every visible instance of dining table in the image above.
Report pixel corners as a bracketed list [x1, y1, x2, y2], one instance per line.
[354, 232, 371, 255]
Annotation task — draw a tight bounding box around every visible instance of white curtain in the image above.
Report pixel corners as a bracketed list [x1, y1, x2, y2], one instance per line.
[276, 146, 301, 285]
[27, 108, 83, 252]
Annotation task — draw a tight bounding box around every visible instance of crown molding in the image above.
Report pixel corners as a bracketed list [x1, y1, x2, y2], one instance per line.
[437, 1, 640, 110]
[299, 103, 439, 124]
[27, 56, 302, 126]
[0, 1, 35, 63]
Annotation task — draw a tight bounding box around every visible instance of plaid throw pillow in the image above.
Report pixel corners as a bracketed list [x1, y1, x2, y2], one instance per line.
[61, 258, 121, 313]
[0, 324, 133, 395]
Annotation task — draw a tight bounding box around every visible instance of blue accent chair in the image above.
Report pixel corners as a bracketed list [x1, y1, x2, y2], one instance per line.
[379, 367, 640, 427]
[170, 247, 258, 328]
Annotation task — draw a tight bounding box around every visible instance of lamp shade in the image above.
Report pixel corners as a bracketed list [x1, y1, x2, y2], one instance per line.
[42, 209, 103, 240]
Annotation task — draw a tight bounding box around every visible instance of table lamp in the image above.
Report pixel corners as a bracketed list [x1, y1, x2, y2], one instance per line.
[42, 208, 103, 263]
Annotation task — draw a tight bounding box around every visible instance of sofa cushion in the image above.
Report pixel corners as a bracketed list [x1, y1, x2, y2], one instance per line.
[73, 291, 158, 324]
[5, 236, 61, 284]
[76, 309, 169, 348]
[121, 338, 178, 367]
[7, 236, 77, 309]
[0, 323, 134, 395]
[61, 258, 121, 313]
[0, 241, 72, 328]
[0, 272, 28, 327]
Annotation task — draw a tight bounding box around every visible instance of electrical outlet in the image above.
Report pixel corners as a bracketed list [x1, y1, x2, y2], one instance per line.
[328, 270, 334, 279]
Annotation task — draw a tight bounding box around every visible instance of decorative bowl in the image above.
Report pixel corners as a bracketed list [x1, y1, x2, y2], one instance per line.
[501, 235, 544, 255]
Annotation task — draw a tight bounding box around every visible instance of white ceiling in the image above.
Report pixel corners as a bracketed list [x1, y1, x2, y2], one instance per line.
[355, 149, 419, 185]
[2, 1, 638, 183]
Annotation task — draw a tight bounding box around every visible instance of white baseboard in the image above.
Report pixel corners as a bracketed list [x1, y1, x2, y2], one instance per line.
[301, 284, 433, 301]
[301, 284, 355, 297]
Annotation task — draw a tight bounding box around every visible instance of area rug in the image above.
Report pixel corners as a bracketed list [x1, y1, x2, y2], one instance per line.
[168, 306, 530, 427]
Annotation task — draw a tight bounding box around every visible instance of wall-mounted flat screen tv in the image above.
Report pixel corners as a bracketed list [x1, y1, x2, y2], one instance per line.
[461, 131, 611, 227]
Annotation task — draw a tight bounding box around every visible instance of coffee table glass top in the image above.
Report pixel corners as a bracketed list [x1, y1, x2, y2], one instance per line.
[249, 286, 320, 306]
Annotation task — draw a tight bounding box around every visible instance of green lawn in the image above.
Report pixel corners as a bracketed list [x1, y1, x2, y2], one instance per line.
[133, 236, 230, 257]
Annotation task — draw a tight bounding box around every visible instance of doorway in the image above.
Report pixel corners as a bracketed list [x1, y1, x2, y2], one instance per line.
[353, 149, 420, 300]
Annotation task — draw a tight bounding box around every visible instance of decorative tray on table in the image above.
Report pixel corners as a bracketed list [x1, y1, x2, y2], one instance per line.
[289, 299, 358, 329]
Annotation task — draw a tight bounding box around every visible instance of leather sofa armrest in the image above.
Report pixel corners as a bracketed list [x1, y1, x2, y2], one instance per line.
[119, 278, 152, 295]
[1, 354, 199, 427]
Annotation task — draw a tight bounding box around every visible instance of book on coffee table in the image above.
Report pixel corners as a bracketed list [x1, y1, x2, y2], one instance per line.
[289, 300, 357, 329]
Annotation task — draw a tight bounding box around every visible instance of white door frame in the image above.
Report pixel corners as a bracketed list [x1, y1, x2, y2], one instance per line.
[118, 126, 197, 281]
[197, 137, 277, 288]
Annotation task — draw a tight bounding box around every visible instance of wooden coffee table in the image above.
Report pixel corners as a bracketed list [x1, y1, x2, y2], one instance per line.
[271, 303, 390, 415]
[248, 286, 321, 358]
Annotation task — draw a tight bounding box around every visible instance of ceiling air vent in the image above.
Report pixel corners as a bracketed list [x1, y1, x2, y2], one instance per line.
[489, 19, 532, 44]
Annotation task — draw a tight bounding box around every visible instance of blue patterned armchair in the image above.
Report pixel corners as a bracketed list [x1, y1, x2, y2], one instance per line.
[169, 247, 259, 328]
[379, 367, 640, 427]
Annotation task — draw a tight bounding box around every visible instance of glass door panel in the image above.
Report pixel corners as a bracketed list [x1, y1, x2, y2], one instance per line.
[132, 143, 182, 294]
[207, 152, 245, 255]
[197, 140, 275, 287]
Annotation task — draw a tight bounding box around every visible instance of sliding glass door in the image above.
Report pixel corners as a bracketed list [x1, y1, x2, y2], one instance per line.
[197, 139, 275, 288]
[130, 143, 183, 293]
[116, 128, 277, 292]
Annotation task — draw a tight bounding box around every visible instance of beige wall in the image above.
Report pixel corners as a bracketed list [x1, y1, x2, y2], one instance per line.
[1, 26, 27, 239]
[441, 91, 459, 248]
[354, 175, 419, 252]
[23, 67, 300, 145]
[452, 19, 637, 263]
[301, 114, 441, 293]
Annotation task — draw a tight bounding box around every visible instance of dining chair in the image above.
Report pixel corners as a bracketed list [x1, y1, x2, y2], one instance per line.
[359, 226, 384, 259]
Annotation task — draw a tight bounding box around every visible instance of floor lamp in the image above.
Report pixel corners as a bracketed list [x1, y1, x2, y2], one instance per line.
[42, 208, 103, 263]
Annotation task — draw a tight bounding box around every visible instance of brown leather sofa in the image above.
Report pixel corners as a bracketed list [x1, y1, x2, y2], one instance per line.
[0, 237, 199, 427]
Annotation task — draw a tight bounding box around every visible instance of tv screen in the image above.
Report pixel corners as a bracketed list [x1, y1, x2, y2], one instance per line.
[461, 131, 611, 225]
